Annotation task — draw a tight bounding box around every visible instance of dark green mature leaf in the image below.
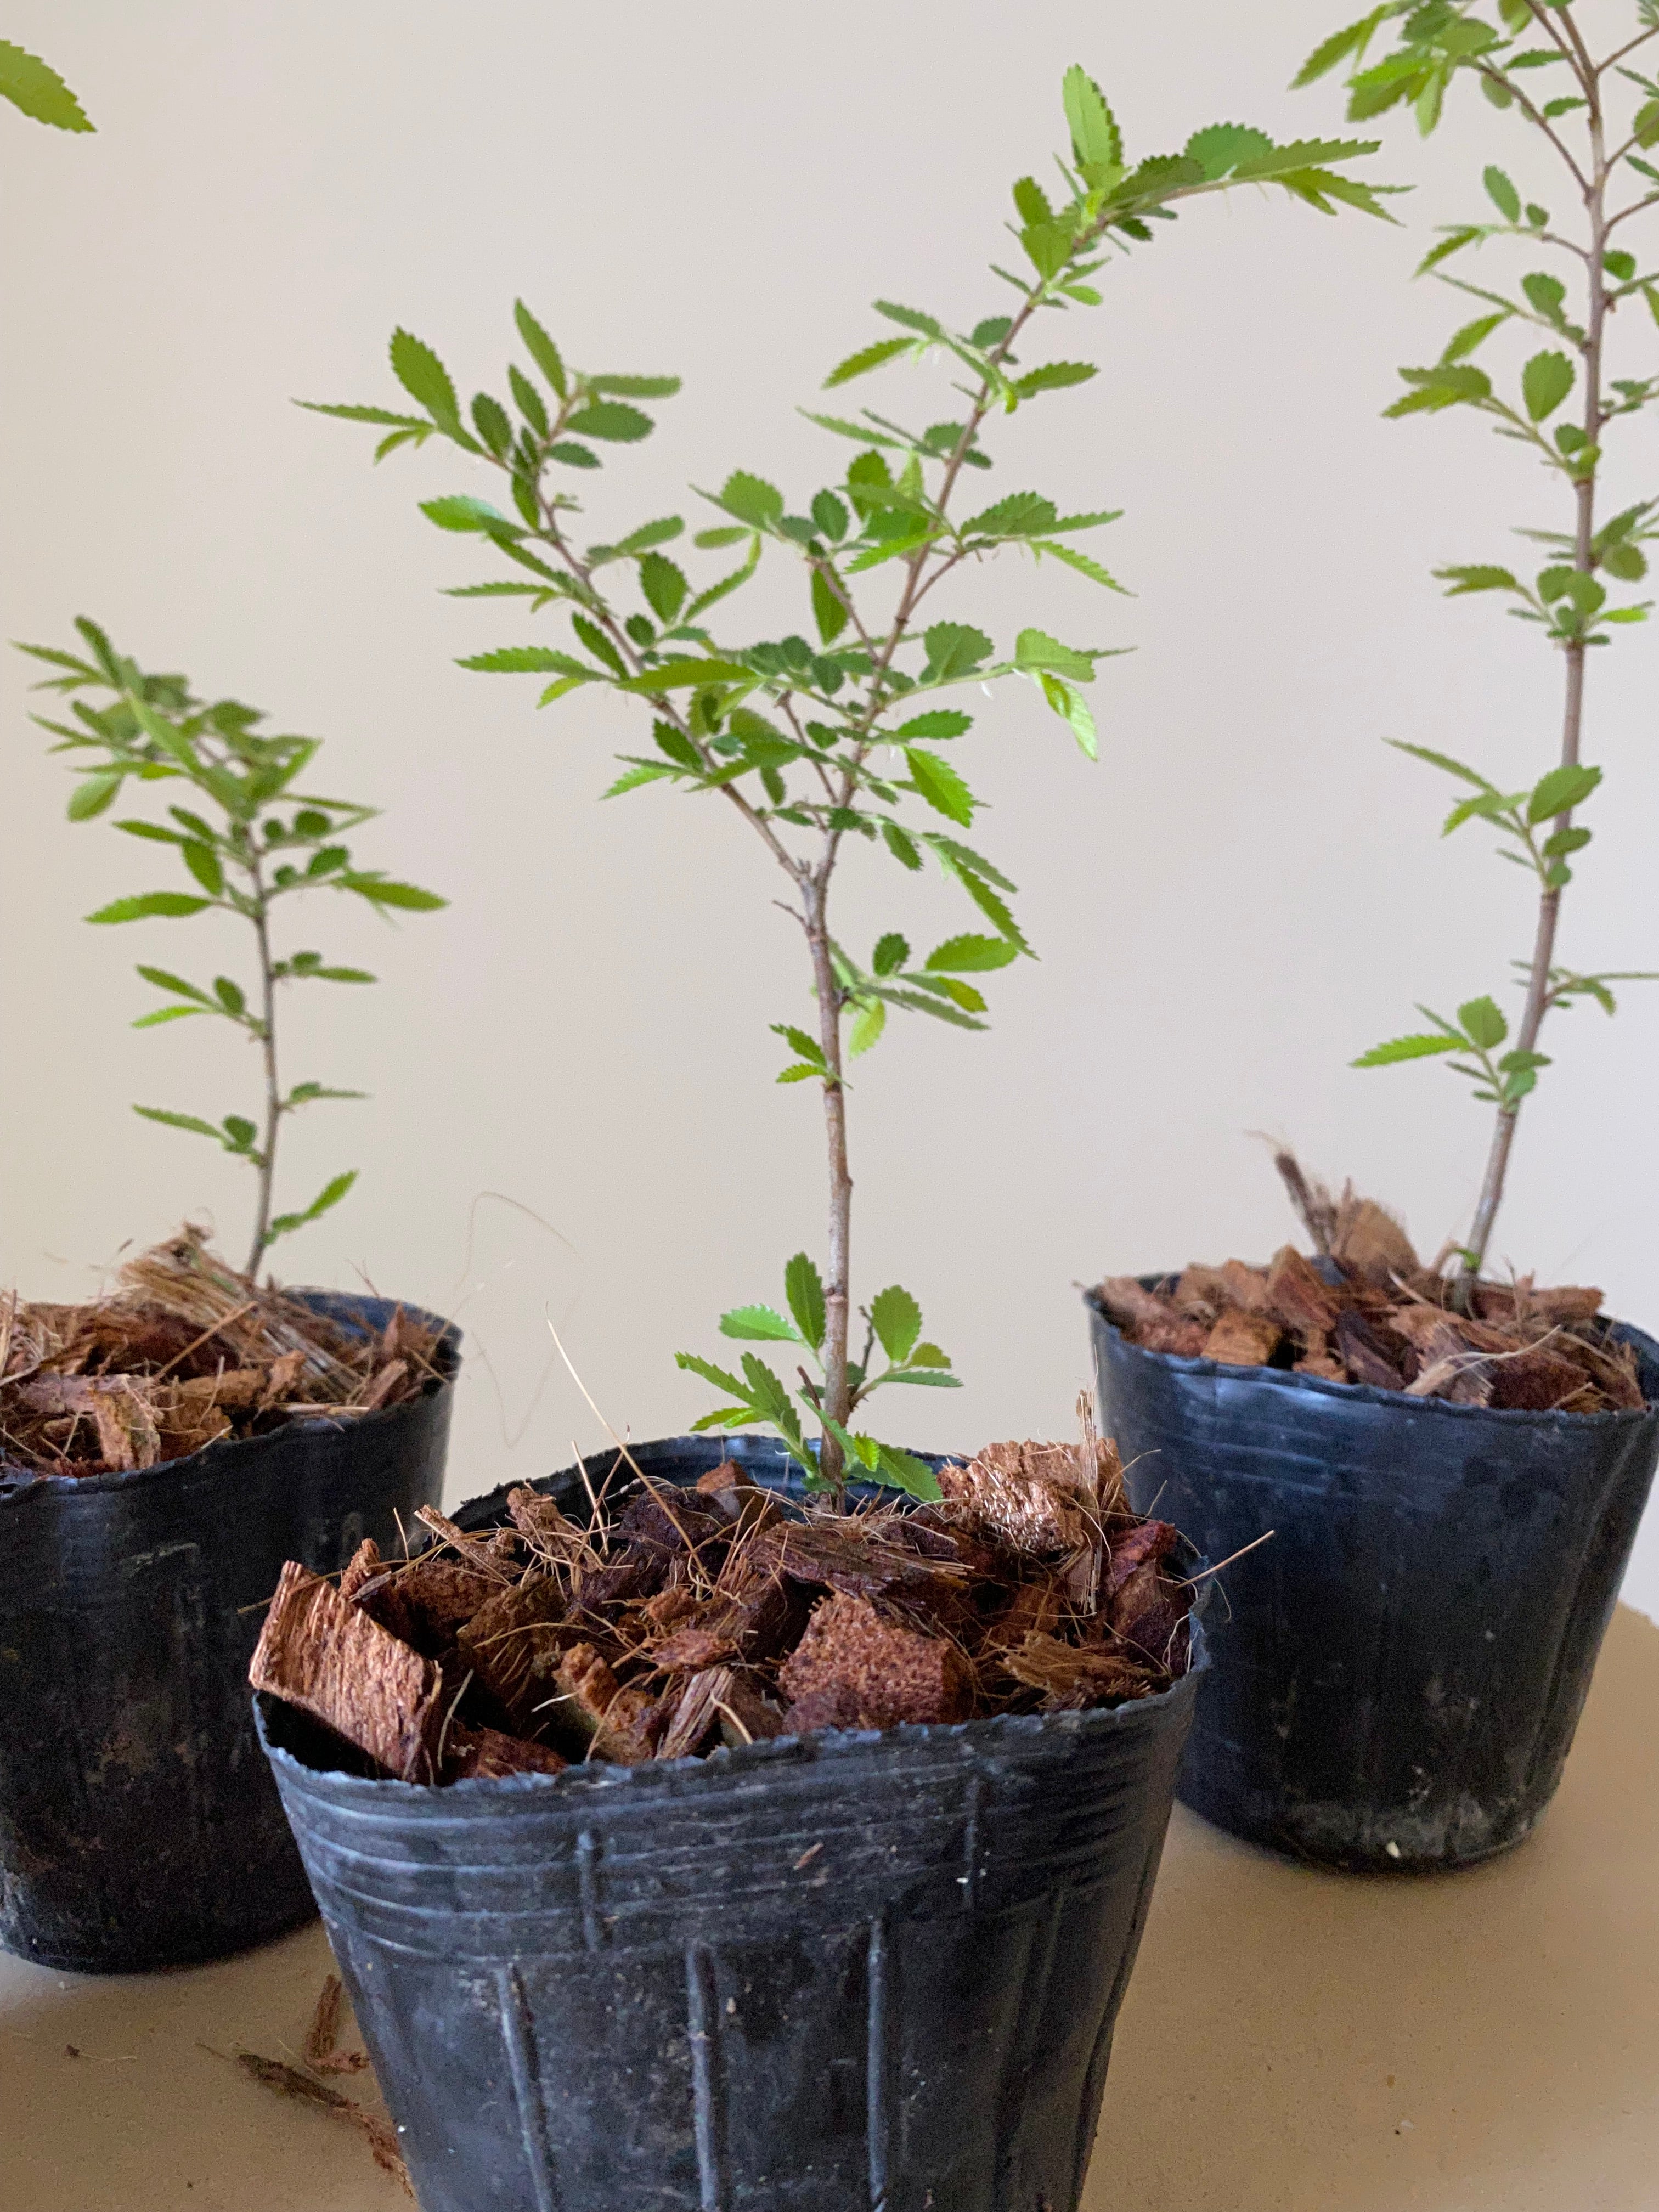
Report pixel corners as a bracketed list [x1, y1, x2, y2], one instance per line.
[0, 40, 94, 129]
[1015, 629, 1094, 680]
[895, 709, 972, 741]
[825, 336, 912, 388]
[343, 876, 446, 911]
[1013, 363, 1098, 400]
[716, 471, 785, 527]
[639, 552, 687, 624]
[567, 400, 653, 442]
[390, 330, 464, 437]
[720, 1304, 801, 1344]
[785, 1252, 827, 1354]
[514, 301, 568, 398]
[1292, 9, 1396, 88]
[68, 771, 123, 821]
[922, 623, 992, 682]
[964, 491, 1058, 539]
[1352, 1031, 1461, 1066]
[872, 932, 910, 976]
[1062, 63, 1123, 174]
[133, 1106, 224, 1141]
[1436, 564, 1519, 595]
[1186, 123, 1275, 179]
[460, 645, 591, 675]
[590, 374, 681, 398]
[873, 1444, 943, 1503]
[870, 1285, 922, 1363]
[1484, 165, 1521, 223]
[905, 748, 977, 825]
[882, 820, 923, 870]
[617, 658, 754, 694]
[1458, 996, 1508, 1051]
[1528, 763, 1601, 822]
[1522, 349, 1574, 422]
[924, 934, 1019, 973]
[269, 1171, 358, 1240]
[88, 891, 212, 924]
[421, 494, 512, 533]
[811, 567, 849, 645]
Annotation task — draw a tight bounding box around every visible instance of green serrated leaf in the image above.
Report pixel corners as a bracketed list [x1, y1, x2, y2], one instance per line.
[785, 1252, 827, 1354]
[720, 1304, 802, 1345]
[870, 1285, 922, 1363]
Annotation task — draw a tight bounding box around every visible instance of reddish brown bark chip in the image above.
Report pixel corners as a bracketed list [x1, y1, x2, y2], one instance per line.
[250, 1560, 441, 1780]
[1488, 1345, 1596, 1412]
[1201, 1310, 1282, 1369]
[554, 1644, 662, 1764]
[694, 1459, 747, 1497]
[1333, 1309, 1406, 1391]
[1265, 1245, 1342, 1340]
[779, 1592, 972, 1731]
[749, 1519, 973, 1606]
[355, 1559, 502, 1656]
[1110, 1563, 1190, 1672]
[455, 1576, 571, 1732]
[1103, 1519, 1178, 1602]
[337, 1538, 383, 1604]
[936, 1438, 1114, 1558]
[1002, 1631, 1154, 1711]
[1330, 1198, 1419, 1284]
[1097, 1278, 1209, 1357]
[647, 1624, 740, 1674]
[443, 1724, 567, 1781]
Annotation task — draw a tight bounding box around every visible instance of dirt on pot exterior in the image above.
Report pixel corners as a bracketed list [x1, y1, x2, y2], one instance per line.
[1098, 1179, 1647, 1417]
[0, 1226, 446, 1477]
[251, 1429, 1195, 1783]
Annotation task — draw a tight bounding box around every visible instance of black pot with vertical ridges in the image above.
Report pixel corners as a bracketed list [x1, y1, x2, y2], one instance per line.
[0, 1291, 457, 1973]
[1087, 1282, 1659, 1872]
[258, 1433, 1202, 2212]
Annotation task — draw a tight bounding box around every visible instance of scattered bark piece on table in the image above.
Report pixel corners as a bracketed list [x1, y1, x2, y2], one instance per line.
[250, 1560, 442, 1780]
[780, 1592, 972, 1731]
[233, 2050, 412, 2195]
[304, 1973, 369, 2075]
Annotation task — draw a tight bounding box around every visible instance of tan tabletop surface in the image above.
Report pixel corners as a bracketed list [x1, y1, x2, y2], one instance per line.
[3, 1604, 1656, 2212]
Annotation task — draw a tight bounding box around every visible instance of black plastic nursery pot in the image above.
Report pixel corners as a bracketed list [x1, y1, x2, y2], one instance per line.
[258, 1432, 1204, 2212]
[1087, 1282, 1659, 1873]
[0, 1291, 458, 1974]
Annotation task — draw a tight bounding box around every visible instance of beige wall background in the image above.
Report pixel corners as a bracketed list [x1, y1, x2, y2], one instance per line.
[3, 1, 1655, 1616]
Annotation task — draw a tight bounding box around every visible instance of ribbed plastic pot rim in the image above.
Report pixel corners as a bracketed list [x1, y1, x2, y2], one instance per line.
[1085, 1283, 1659, 1432]
[256, 1620, 1209, 1808]
[0, 1293, 460, 1500]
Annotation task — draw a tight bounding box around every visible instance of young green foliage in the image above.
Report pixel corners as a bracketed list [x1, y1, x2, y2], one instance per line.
[16, 620, 444, 1275]
[314, 65, 1386, 1491]
[0, 40, 93, 132]
[1305, 4, 1659, 1277]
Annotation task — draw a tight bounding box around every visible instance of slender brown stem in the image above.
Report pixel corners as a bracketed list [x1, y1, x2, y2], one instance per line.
[246, 852, 281, 1278]
[1462, 29, 1609, 1279]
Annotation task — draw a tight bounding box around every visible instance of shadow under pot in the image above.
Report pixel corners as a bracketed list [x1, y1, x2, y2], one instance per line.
[258, 1433, 1203, 2212]
[0, 1291, 458, 1974]
[1087, 1283, 1659, 1873]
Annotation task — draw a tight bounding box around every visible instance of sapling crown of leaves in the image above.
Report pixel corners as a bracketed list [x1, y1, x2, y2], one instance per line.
[1302, 1, 1659, 1278]
[313, 65, 1389, 1494]
[15, 620, 445, 1277]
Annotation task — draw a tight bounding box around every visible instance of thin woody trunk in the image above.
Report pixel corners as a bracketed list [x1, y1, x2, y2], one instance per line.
[1462, 59, 1606, 1282]
[247, 868, 281, 1279]
[803, 883, 850, 1488]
